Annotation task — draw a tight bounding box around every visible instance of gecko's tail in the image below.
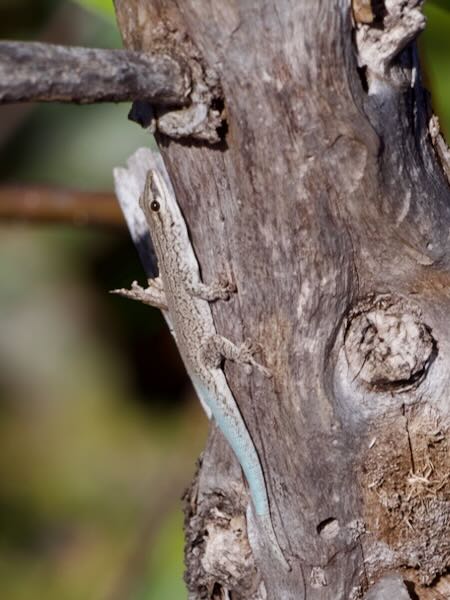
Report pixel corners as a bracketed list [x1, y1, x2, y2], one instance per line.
[246, 504, 291, 572]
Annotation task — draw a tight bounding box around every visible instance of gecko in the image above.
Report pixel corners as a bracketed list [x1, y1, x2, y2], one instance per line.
[114, 156, 290, 571]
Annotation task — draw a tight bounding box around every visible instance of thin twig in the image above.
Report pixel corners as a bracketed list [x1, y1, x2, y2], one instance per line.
[0, 184, 124, 228]
[0, 42, 191, 106]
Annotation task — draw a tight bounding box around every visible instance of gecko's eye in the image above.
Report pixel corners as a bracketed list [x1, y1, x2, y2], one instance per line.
[150, 200, 160, 212]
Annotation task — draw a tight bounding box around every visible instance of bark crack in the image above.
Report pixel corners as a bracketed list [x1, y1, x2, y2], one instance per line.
[403, 404, 416, 475]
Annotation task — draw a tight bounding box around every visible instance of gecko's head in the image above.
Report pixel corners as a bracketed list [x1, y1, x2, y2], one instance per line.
[140, 169, 173, 232]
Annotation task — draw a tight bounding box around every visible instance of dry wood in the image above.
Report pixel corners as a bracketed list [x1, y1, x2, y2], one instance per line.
[0, 41, 191, 105]
[113, 1, 450, 598]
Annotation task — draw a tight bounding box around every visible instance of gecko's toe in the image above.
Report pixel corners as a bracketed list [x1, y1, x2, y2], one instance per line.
[110, 287, 132, 297]
[243, 364, 253, 375]
[240, 340, 272, 378]
[131, 280, 145, 292]
[256, 364, 273, 379]
[217, 274, 237, 298]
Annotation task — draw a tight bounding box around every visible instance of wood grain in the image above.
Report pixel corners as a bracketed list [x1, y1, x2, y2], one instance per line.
[0, 41, 191, 105]
[113, 1, 450, 597]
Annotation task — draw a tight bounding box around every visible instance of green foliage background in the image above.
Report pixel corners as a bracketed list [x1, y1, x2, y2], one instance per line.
[76, 0, 115, 21]
[421, 0, 450, 139]
[0, 1, 448, 599]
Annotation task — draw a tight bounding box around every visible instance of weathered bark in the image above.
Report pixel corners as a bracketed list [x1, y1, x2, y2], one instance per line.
[113, 1, 450, 598]
[0, 41, 190, 105]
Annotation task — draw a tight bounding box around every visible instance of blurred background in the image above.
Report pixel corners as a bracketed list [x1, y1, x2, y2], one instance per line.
[0, 1, 449, 598]
[0, 1, 208, 599]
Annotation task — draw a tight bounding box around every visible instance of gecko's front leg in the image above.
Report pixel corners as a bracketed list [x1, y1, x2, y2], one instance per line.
[183, 267, 236, 302]
[112, 277, 168, 310]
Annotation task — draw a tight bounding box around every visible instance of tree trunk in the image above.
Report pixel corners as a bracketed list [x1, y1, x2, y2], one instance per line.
[113, 1, 450, 598]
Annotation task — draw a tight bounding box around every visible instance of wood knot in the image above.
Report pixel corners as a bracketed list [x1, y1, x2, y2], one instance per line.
[344, 294, 436, 391]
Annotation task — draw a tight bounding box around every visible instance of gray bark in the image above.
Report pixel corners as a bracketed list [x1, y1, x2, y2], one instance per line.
[113, 1, 450, 598]
[363, 574, 412, 600]
[0, 41, 191, 105]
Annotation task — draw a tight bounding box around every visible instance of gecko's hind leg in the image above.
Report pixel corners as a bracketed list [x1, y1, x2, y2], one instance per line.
[111, 277, 168, 310]
[202, 334, 272, 378]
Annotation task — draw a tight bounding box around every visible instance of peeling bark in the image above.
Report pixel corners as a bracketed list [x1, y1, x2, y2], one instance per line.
[113, 1, 450, 598]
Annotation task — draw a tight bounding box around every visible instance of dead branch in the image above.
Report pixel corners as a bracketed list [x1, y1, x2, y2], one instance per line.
[0, 41, 191, 106]
[0, 184, 124, 227]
